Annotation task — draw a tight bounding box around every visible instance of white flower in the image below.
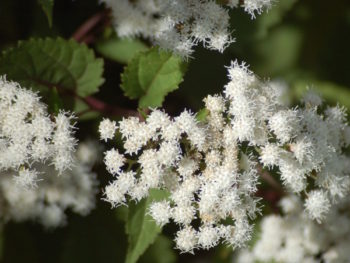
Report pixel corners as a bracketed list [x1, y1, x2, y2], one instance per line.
[0, 141, 98, 228]
[149, 201, 172, 226]
[0, 77, 77, 181]
[302, 89, 323, 107]
[104, 181, 126, 207]
[290, 137, 315, 164]
[204, 95, 225, 113]
[172, 204, 196, 225]
[279, 195, 303, 214]
[104, 148, 125, 175]
[259, 144, 283, 168]
[305, 190, 331, 223]
[101, 0, 272, 58]
[99, 118, 117, 141]
[268, 109, 300, 143]
[237, 195, 350, 263]
[197, 225, 220, 249]
[243, 0, 273, 18]
[175, 226, 198, 253]
[52, 112, 77, 173]
[177, 157, 198, 178]
[13, 168, 41, 189]
[100, 61, 350, 253]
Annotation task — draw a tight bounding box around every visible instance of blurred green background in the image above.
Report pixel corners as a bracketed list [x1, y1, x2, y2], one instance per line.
[0, 0, 350, 262]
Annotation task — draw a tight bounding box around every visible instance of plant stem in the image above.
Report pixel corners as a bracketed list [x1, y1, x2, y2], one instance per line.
[72, 9, 111, 44]
[82, 96, 140, 118]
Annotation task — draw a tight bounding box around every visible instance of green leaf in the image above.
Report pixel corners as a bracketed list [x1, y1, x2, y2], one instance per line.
[96, 37, 148, 64]
[48, 87, 63, 114]
[196, 108, 209, 122]
[292, 80, 350, 110]
[73, 99, 100, 121]
[121, 53, 144, 100]
[121, 48, 187, 108]
[139, 235, 176, 263]
[125, 189, 169, 263]
[0, 38, 104, 99]
[37, 0, 54, 27]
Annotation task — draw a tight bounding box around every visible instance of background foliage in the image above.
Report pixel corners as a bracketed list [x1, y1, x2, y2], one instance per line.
[0, 0, 350, 262]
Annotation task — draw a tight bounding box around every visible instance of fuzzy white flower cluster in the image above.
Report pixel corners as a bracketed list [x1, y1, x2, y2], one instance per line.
[101, 0, 273, 57]
[223, 61, 350, 222]
[100, 61, 350, 252]
[100, 105, 260, 252]
[0, 77, 77, 188]
[0, 141, 99, 228]
[236, 195, 350, 263]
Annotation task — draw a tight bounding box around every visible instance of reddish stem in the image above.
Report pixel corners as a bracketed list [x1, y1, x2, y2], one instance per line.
[82, 96, 140, 118]
[72, 10, 110, 44]
[30, 78, 140, 118]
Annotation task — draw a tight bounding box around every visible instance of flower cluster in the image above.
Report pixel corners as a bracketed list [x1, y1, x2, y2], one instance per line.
[100, 60, 350, 253]
[0, 77, 77, 188]
[0, 141, 99, 228]
[236, 195, 350, 263]
[101, 61, 350, 250]
[101, 0, 273, 58]
[99, 64, 269, 253]
[223, 61, 350, 222]
[101, 108, 260, 252]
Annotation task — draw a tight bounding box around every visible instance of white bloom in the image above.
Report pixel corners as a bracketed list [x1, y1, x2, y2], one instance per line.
[52, 112, 77, 173]
[290, 137, 315, 164]
[177, 157, 198, 178]
[279, 195, 303, 214]
[237, 195, 350, 263]
[243, 0, 273, 18]
[197, 225, 220, 249]
[302, 89, 323, 107]
[203, 94, 225, 113]
[76, 140, 103, 166]
[149, 201, 172, 226]
[99, 118, 117, 141]
[104, 148, 125, 175]
[0, 77, 77, 182]
[100, 61, 350, 254]
[172, 204, 196, 225]
[0, 142, 98, 228]
[305, 190, 331, 223]
[268, 109, 300, 143]
[104, 181, 126, 207]
[175, 226, 198, 253]
[13, 168, 41, 189]
[102, 0, 272, 58]
[259, 143, 283, 167]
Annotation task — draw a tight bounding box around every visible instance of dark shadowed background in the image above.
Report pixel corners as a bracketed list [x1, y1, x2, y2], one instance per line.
[0, 0, 349, 262]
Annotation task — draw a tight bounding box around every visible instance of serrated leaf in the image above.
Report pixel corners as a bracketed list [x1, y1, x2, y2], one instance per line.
[0, 38, 104, 101]
[125, 189, 169, 263]
[37, 0, 54, 27]
[121, 48, 187, 108]
[121, 52, 144, 99]
[96, 37, 148, 64]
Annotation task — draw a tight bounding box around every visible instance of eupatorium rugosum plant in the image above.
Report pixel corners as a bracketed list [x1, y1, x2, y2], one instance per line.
[100, 61, 350, 253]
[0, 77, 99, 227]
[101, 0, 273, 58]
